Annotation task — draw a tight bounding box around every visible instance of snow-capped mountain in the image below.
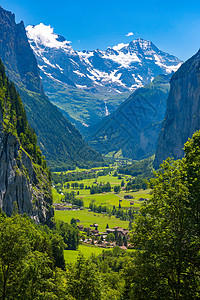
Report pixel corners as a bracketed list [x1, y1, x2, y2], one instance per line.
[26, 24, 182, 94]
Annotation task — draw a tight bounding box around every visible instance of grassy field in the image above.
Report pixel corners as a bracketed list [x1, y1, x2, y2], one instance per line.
[53, 167, 150, 235]
[52, 188, 65, 203]
[53, 184, 150, 209]
[63, 174, 124, 189]
[55, 209, 129, 232]
[64, 244, 102, 264]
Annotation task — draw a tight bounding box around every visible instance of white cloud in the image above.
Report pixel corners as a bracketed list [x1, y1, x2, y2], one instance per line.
[113, 43, 129, 51]
[26, 23, 71, 49]
[126, 32, 134, 37]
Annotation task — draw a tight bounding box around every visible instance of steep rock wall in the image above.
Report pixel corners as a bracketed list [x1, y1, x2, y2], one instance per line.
[0, 130, 53, 225]
[154, 50, 200, 168]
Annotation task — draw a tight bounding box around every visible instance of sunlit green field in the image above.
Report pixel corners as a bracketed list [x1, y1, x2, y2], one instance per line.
[55, 209, 129, 232]
[53, 184, 150, 209]
[82, 192, 141, 209]
[64, 244, 102, 264]
[63, 174, 125, 189]
[52, 187, 65, 203]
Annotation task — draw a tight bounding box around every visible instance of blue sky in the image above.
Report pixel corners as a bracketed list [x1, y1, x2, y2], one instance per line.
[1, 0, 200, 61]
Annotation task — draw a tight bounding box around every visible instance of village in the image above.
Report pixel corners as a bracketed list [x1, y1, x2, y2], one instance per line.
[77, 222, 133, 250]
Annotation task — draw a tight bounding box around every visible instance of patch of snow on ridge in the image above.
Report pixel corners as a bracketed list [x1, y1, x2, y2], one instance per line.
[42, 57, 56, 68]
[73, 70, 86, 77]
[165, 62, 182, 73]
[78, 51, 93, 66]
[87, 68, 125, 87]
[153, 54, 182, 73]
[104, 100, 109, 116]
[76, 84, 87, 89]
[56, 64, 64, 71]
[103, 51, 141, 68]
[26, 23, 71, 49]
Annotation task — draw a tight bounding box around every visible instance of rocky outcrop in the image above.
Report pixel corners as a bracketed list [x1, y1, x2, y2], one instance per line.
[0, 7, 42, 93]
[0, 131, 53, 225]
[154, 50, 200, 169]
[0, 58, 53, 225]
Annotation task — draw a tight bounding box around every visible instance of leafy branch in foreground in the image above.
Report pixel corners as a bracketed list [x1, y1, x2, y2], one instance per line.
[124, 131, 200, 299]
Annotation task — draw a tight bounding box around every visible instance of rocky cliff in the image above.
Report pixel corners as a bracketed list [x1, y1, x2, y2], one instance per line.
[0, 6, 103, 169]
[154, 50, 200, 169]
[0, 59, 53, 225]
[0, 131, 53, 225]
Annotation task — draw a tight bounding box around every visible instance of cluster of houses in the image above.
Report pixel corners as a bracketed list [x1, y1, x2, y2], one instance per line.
[77, 223, 131, 249]
[53, 203, 83, 211]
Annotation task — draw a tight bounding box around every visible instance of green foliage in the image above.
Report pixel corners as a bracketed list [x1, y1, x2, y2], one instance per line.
[89, 202, 136, 221]
[54, 220, 79, 250]
[67, 253, 102, 300]
[0, 214, 67, 300]
[63, 191, 84, 207]
[90, 182, 111, 194]
[119, 156, 154, 190]
[127, 130, 200, 299]
[114, 185, 121, 193]
[106, 233, 115, 242]
[0, 60, 47, 170]
[119, 156, 154, 177]
[52, 168, 112, 185]
[51, 234, 66, 270]
[70, 218, 77, 226]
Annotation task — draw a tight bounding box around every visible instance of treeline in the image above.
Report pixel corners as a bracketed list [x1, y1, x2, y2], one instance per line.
[66, 247, 135, 299]
[53, 171, 97, 185]
[90, 182, 111, 194]
[63, 191, 84, 207]
[0, 212, 79, 299]
[52, 167, 113, 185]
[125, 176, 148, 190]
[118, 156, 154, 177]
[118, 156, 154, 190]
[0, 59, 48, 172]
[89, 203, 136, 221]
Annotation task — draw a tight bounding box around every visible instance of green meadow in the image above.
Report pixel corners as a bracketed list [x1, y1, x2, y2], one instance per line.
[55, 209, 129, 232]
[64, 244, 103, 264]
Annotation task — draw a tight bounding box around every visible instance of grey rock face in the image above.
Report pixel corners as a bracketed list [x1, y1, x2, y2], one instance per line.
[0, 130, 53, 225]
[0, 7, 42, 93]
[154, 50, 200, 169]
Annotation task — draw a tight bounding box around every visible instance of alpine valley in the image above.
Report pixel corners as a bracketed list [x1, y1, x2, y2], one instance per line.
[0, 3, 200, 300]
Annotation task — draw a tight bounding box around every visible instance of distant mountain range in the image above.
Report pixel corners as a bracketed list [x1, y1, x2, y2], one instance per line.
[0, 6, 103, 170]
[26, 24, 182, 132]
[87, 74, 171, 160]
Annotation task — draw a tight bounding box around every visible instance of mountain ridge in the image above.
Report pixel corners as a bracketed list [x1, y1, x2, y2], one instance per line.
[0, 6, 103, 170]
[26, 24, 181, 94]
[26, 24, 182, 133]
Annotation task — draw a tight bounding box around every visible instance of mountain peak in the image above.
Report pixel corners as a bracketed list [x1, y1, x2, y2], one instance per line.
[130, 38, 153, 48]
